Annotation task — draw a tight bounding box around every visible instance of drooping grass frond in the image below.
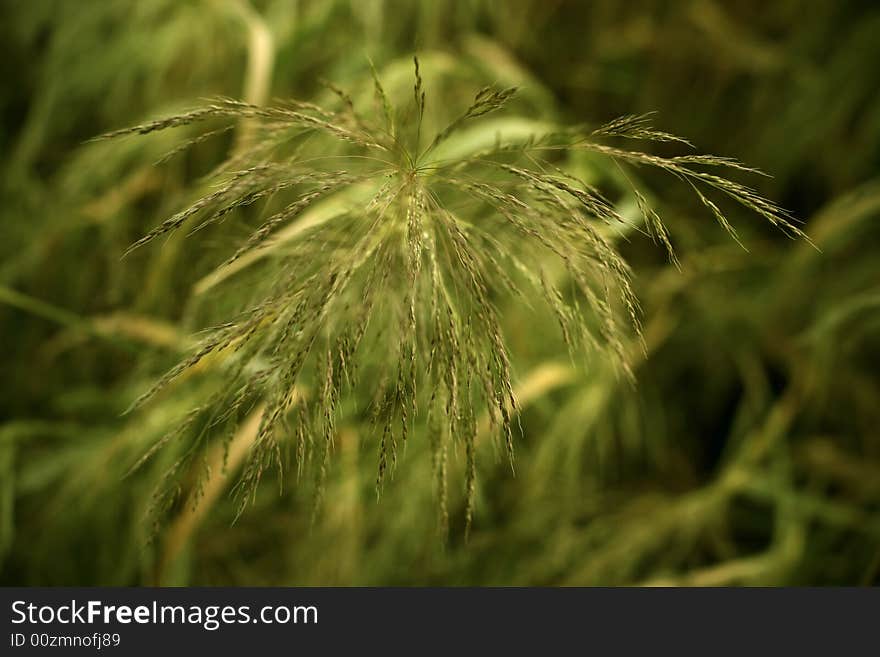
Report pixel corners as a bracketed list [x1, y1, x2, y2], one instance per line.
[105, 59, 800, 534]
[592, 112, 694, 147]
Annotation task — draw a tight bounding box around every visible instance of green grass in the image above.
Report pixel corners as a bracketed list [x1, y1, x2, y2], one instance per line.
[1, 0, 878, 586]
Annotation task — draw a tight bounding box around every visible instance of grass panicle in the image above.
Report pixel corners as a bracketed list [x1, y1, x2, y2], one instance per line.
[106, 59, 798, 534]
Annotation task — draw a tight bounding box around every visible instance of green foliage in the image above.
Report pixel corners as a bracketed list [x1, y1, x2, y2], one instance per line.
[1, 0, 878, 587]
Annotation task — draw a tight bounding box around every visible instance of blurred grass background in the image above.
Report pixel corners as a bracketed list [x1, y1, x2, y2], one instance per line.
[1, 0, 878, 586]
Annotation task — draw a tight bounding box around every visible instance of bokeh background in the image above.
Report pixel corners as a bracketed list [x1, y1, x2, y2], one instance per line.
[1, 0, 879, 585]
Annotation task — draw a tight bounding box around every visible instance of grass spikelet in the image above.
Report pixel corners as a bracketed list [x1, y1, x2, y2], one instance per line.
[369, 57, 394, 135]
[424, 85, 518, 156]
[592, 112, 694, 147]
[412, 56, 426, 149]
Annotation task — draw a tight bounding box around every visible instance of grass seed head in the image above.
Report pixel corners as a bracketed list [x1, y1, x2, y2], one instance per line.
[109, 57, 799, 532]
